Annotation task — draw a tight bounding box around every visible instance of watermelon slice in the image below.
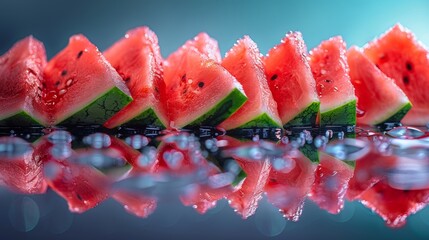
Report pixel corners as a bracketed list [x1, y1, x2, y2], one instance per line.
[103, 27, 168, 128]
[164, 34, 247, 128]
[364, 24, 429, 125]
[112, 191, 157, 218]
[265, 151, 315, 221]
[309, 152, 354, 214]
[0, 36, 47, 126]
[43, 35, 132, 126]
[309, 36, 357, 126]
[264, 32, 320, 127]
[218, 36, 282, 130]
[358, 180, 429, 228]
[347, 46, 411, 125]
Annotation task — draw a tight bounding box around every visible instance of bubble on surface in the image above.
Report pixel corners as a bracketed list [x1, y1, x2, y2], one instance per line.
[163, 150, 184, 169]
[9, 197, 40, 232]
[137, 146, 157, 168]
[272, 157, 295, 173]
[314, 135, 328, 149]
[125, 135, 149, 149]
[0, 137, 32, 159]
[47, 130, 73, 144]
[387, 126, 425, 139]
[50, 143, 72, 159]
[83, 133, 111, 149]
[324, 139, 370, 161]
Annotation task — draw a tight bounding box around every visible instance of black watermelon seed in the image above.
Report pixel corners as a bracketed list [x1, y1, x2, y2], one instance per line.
[61, 70, 67, 76]
[325, 79, 332, 83]
[155, 87, 159, 93]
[198, 82, 204, 88]
[270, 74, 278, 81]
[55, 81, 60, 86]
[76, 193, 83, 201]
[403, 76, 410, 85]
[77, 50, 83, 59]
[124, 77, 131, 83]
[406, 61, 413, 71]
[181, 74, 186, 82]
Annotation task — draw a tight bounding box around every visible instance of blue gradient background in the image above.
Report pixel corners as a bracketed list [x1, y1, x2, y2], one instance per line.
[2, 0, 429, 239]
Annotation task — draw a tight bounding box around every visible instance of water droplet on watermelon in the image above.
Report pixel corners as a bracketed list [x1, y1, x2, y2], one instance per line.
[252, 135, 260, 142]
[321, 69, 327, 75]
[387, 126, 425, 139]
[66, 79, 73, 86]
[325, 130, 334, 139]
[50, 143, 72, 160]
[272, 157, 295, 173]
[338, 131, 345, 140]
[208, 172, 234, 188]
[58, 89, 67, 95]
[314, 135, 328, 149]
[204, 139, 218, 152]
[83, 133, 111, 149]
[47, 130, 73, 144]
[248, 147, 265, 160]
[125, 135, 149, 149]
[163, 150, 184, 169]
[43, 161, 62, 180]
[356, 107, 366, 117]
[224, 160, 240, 175]
[0, 137, 32, 159]
[137, 146, 157, 168]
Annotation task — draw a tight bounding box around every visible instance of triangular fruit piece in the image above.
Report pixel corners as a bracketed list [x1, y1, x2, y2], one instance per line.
[164, 40, 247, 128]
[103, 27, 168, 128]
[347, 46, 411, 125]
[264, 32, 320, 127]
[112, 191, 157, 218]
[0, 36, 47, 126]
[43, 35, 132, 126]
[309, 36, 356, 126]
[364, 24, 429, 125]
[265, 151, 315, 221]
[218, 36, 282, 130]
[358, 181, 429, 228]
[309, 152, 354, 214]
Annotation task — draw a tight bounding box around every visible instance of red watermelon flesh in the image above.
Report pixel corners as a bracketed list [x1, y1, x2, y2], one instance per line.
[309, 152, 354, 214]
[309, 36, 356, 126]
[43, 35, 132, 125]
[163, 47, 247, 128]
[112, 191, 157, 218]
[0, 137, 47, 194]
[364, 24, 429, 126]
[0, 36, 47, 125]
[264, 32, 320, 127]
[265, 151, 315, 221]
[347, 46, 411, 125]
[359, 180, 429, 228]
[218, 36, 282, 130]
[103, 27, 168, 128]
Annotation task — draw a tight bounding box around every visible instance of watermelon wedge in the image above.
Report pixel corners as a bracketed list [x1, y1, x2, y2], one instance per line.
[164, 35, 247, 128]
[43, 35, 132, 126]
[103, 27, 168, 128]
[309, 36, 356, 126]
[0, 36, 47, 126]
[364, 24, 429, 126]
[112, 191, 157, 218]
[309, 152, 354, 214]
[347, 46, 411, 125]
[218, 36, 282, 130]
[265, 151, 315, 221]
[264, 32, 320, 127]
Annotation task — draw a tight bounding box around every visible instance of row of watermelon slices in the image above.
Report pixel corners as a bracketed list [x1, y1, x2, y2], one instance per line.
[1, 24, 428, 129]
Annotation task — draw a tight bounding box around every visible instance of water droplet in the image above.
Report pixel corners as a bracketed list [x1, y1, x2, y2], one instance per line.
[70, 151, 127, 173]
[208, 172, 234, 188]
[248, 147, 265, 160]
[281, 136, 289, 144]
[66, 79, 73, 86]
[58, 89, 67, 95]
[324, 139, 370, 161]
[252, 135, 260, 142]
[386, 157, 429, 190]
[0, 137, 32, 159]
[43, 161, 62, 180]
[325, 130, 334, 139]
[204, 139, 218, 152]
[333, 87, 338, 92]
[47, 130, 72, 144]
[163, 150, 184, 169]
[387, 126, 425, 139]
[125, 135, 149, 149]
[137, 146, 157, 168]
[272, 157, 295, 173]
[321, 69, 327, 75]
[83, 133, 111, 149]
[224, 160, 240, 175]
[356, 107, 366, 117]
[50, 143, 72, 159]
[338, 131, 345, 140]
[314, 135, 328, 149]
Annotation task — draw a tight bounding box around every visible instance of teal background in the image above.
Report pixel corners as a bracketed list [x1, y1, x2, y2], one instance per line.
[2, 0, 429, 239]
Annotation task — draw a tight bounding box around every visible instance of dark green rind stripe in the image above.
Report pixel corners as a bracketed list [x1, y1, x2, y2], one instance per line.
[343, 160, 356, 168]
[0, 110, 43, 127]
[232, 169, 247, 186]
[320, 100, 356, 126]
[234, 112, 282, 129]
[284, 101, 320, 128]
[377, 102, 412, 125]
[123, 108, 165, 128]
[300, 144, 319, 163]
[187, 88, 247, 128]
[58, 86, 132, 126]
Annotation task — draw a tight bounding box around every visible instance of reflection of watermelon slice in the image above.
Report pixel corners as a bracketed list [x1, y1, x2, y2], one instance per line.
[264, 32, 320, 127]
[164, 35, 247, 128]
[0, 137, 47, 194]
[265, 151, 315, 221]
[0, 37, 47, 126]
[347, 46, 411, 125]
[358, 181, 429, 228]
[103, 27, 168, 128]
[364, 24, 429, 125]
[43, 35, 132, 125]
[218, 36, 282, 130]
[309, 36, 356, 126]
[309, 152, 354, 214]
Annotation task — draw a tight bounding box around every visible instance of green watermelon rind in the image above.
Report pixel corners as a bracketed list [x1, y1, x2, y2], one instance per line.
[187, 88, 247, 128]
[375, 102, 412, 125]
[0, 110, 44, 127]
[300, 144, 319, 163]
[284, 101, 320, 128]
[121, 107, 165, 128]
[320, 100, 357, 126]
[58, 86, 132, 126]
[230, 112, 283, 130]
